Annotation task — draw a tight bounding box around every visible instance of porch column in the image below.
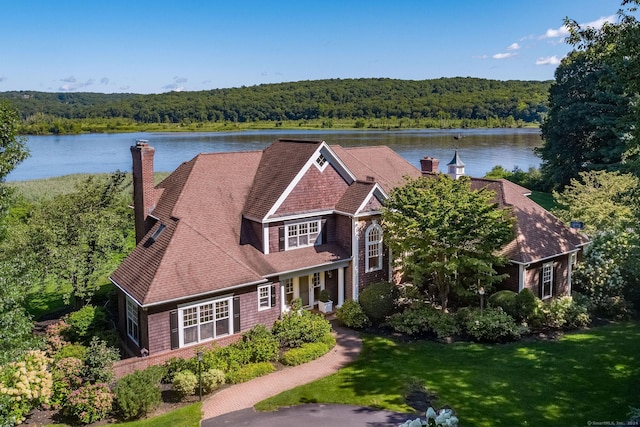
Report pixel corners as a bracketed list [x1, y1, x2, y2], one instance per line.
[280, 283, 286, 313]
[338, 267, 345, 307]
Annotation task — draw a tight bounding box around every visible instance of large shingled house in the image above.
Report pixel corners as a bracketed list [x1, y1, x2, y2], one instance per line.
[110, 139, 588, 358]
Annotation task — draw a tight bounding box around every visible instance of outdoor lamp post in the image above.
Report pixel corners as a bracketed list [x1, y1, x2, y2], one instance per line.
[197, 351, 203, 401]
[479, 287, 485, 316]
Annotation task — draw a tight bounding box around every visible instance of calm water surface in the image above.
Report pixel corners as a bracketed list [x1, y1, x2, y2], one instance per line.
[8, 129, 542, 181]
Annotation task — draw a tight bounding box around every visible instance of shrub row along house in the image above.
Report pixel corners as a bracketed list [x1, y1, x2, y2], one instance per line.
[110, 139, 588, 358]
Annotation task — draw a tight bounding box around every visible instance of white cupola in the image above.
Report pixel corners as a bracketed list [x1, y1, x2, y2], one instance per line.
[447, 149, 465, 179]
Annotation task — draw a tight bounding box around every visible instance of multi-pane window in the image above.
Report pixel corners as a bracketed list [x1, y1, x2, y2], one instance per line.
[312, 272, 322, 302]
[284, 278, 294, 304]
[316, 153, 327, 168]
[258, 285, 271, 310]
[286, 220, 320, 249]
[181, 298, 232, 346]
[366, 223, 383, 272]
[126, 297, 139, 345]
[542, 263, 553, 299]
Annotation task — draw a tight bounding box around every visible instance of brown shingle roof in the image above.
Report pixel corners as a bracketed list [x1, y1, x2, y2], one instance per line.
[335, 181, 377, 214]
[243, 139, 323, 220]
[470, 178, 589, 263]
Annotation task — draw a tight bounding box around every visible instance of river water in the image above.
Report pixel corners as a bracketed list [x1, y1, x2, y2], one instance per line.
[7, 128, 542, 182]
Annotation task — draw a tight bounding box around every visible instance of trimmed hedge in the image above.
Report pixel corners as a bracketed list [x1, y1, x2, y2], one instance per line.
[114, 366, 164, 420]
[281, 342, 331, 366]
[226, 362, 275, 384]
[358, 281, 398, 324]
[336, 300, 370, 329]
[272, 311, 332, 349]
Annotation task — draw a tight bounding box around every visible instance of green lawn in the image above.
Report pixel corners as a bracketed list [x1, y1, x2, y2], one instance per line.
[257, 322, 640, 427]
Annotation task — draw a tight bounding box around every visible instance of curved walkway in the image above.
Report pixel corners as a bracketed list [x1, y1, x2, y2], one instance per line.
[201, 323, 362, 420]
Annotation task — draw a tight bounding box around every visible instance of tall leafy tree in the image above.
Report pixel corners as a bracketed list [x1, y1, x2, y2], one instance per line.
[27, 172, 132, 306]
[0, 101, 34, 364]
[382, 175, 514, 311]
[539, 1, 640, 189]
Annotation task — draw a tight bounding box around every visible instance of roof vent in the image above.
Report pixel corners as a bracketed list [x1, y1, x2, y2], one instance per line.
[147, 223, 166, 245]
[366, 175, 376, 182]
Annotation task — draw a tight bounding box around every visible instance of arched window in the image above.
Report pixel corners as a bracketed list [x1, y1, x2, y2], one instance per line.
[366, 222, 383, 272]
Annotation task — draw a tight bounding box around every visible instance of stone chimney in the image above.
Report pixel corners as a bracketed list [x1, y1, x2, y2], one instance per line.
[420, 156, 440, 175]
[131, 140, 156, 243]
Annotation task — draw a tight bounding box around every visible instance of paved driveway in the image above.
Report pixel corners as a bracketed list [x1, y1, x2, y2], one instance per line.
[202, 403, 414, 426]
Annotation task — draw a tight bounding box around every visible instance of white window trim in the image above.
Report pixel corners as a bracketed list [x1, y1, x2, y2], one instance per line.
[126, 297, 139, 345]
[284, 218, 322, 250]
[283, 278, 294, 306]
[178, 296, 233, 347]
[542, 262, 553, 300]
[258, 284, 272, 311]
[365, 222, 383, 272]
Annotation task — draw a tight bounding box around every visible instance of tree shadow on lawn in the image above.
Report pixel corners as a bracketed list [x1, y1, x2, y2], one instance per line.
[338, 323, 640, 427]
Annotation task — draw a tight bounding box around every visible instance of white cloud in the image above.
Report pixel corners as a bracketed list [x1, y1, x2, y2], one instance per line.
[473, 54, 489, 60]
[59, 77, 94, 91]
[536, 55, 561, 65]
[541, 14, 616, 39]
[493, 52, 517, 60]
[507, 43, 520, 50]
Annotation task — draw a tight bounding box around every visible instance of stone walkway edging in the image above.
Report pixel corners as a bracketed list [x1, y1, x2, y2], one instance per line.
[201, 324, 362, 420]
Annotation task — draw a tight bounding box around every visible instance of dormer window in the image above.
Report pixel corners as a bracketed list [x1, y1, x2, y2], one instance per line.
[286, 219, 321, 250]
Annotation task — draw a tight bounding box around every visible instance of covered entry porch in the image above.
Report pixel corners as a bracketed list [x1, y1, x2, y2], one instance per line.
[279, 261, 348, 312]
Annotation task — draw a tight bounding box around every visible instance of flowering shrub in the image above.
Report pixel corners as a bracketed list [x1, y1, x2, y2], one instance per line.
[537, 296, 591, 329]
[44, 320, 71, 357]
[172, 370, 198, 398]
[399, 406, 459, 427]
[573, 232, 633, 320]
[50, 356, 84, 409]
[63, 382, 113, 424]
[0, 350, 53, 425]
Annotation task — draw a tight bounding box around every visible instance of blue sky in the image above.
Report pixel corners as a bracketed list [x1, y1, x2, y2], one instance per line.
[0, 0, 629, 94]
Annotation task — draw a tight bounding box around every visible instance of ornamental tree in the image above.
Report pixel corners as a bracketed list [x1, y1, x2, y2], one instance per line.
[382, 175, 514, 311]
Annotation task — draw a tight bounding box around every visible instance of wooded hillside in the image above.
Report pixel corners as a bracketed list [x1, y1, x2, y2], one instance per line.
[0, 77, 550, 126]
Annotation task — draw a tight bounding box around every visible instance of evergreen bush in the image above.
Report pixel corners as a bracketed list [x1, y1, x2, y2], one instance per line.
[336, 299, 371, 329]
[358, 281, 398, 324]
[201, 369, 225, 394]
[65, 305, 108, 345]
[271, 310, 331, 349]
[488, 290, 518, 318]
[459, 308, 525, 343]
[114, 366, 164, 420]
[242, 324, 279, 362]
[172, 370, 198, 398]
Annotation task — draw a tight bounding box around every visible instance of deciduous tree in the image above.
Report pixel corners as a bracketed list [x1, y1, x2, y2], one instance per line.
[382, 175, 514, 311]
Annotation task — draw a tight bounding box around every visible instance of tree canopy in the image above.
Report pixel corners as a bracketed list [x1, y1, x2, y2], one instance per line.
[0, 77, 551, 133]
[382, 175, 514, 311]
[538, 1, 640, 189]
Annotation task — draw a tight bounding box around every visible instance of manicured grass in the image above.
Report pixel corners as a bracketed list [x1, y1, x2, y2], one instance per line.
[43, 402, 202, 427]
[529, 191, 556, 211]
[256, 322, 640, 427]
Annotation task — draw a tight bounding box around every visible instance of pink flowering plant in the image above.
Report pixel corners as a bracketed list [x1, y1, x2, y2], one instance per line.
[63, 382, 113, 424]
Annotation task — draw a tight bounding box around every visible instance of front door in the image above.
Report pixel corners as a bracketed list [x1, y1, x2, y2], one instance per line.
[299, 275, 310, 307]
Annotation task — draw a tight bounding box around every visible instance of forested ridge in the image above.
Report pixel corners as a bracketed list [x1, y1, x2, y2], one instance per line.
[0, 77, 550, 127]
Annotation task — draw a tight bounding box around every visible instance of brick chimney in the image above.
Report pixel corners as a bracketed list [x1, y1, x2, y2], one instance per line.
[131, 140, 156, 243]
[420, 156, 440, 175]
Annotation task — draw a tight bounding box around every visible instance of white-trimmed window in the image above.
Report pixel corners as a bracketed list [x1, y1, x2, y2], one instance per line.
[286, 219, 321, 250]
[126, 297, 139, 345]
[312, 272, 323, 303]
[283, 278, 294, 305]
[542, 263, 553, 299]
[366, 222, 383, 272]
[180, 297, 232, 346]
[258, 285, 271, 310]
